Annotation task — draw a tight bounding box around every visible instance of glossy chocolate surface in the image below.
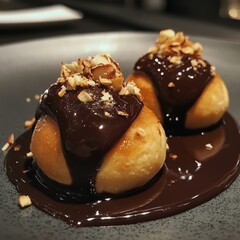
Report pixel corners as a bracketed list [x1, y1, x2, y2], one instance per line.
[5, 113, 240, 227]
[135, 53, 214, 133]
[35, 83, 143, 199]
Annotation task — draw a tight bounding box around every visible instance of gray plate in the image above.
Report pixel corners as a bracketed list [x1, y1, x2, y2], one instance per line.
[0, 32, 239, 240]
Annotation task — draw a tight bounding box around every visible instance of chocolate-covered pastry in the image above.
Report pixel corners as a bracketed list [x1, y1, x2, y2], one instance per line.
[127, 29, 229, 134]
[30, 53, 166, 201]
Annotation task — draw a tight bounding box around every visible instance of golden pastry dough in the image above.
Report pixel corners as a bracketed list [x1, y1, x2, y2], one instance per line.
[185, 74, 229, 129]
[95, 106, 166, 194]
[30, 115, 72, 185]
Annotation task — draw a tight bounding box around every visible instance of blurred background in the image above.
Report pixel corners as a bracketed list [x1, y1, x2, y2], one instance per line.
[0, 0, 239, 44]
[82, 0, 240, 27]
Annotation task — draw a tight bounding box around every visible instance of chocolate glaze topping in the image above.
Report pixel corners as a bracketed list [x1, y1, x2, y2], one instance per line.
[5, 113, 240, 227]
[35, 82, 143, 200]
[135, 53, 214, 134]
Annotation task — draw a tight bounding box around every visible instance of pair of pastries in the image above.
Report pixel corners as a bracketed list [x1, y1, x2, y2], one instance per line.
[30, 30, 229, 199]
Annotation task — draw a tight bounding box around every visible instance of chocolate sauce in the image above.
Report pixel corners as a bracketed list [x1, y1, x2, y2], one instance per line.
[35, 83, 143, 199]
[135, 54, 213, 134]
[5, 113, 240, 227]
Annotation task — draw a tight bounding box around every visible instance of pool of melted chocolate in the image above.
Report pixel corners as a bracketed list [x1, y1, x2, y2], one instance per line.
[5, 113, 240, 227]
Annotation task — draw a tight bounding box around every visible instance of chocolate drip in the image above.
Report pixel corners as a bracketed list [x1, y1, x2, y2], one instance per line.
[35, 83, 143, 198]
[135, 53, 214, 134]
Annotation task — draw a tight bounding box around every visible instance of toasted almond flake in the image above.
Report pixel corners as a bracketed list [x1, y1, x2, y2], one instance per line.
[14, 145, 21, 151]
[23, 169, 30, 174]
[119, 82, 141, 97]
[191, 59, 198, 67]
[8, 134, 14, 144]
[149, 29, 203, 58]
[26, 152, 33, 158]
[58, 85, 67, 97]
[198, 59, 206, 67]
[77, 91, 93, 102]
[91, 54, 110, 66]
[117, 111, 129, 117]
[101, 90, 113, 102]
[170, 154, 178, 159]
[169, 56, 182, 65]
[104, 111, 111, 117]
[119, 87, 128, 95]
[67, 76, 76, 89]
[181, 46, 194, 55]
[192, 42, 203, 52]
[61, 64, 71, 78]
[24, 118, 35, 128]
[18, 195, 32, 208]
[168, 82, 175, 88]
[2, 134, 15, 151]
[99, 77, 112, 86]
[205, 143, 213, 150]
[87, 79, 96, 87]
[2, 142, 10, 151]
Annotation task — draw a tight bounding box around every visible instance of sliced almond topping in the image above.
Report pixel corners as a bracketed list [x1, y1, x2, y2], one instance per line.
[205, 143, 213, 150]
[119, 82, 141, 97]
[169, 56, 182, 65]
[2, 134, 15, 151]
[18, 195, 32, 208]
[168, 82, 175, 88]
[8, 134, 14, 144]
[24, 118, 36, 128]
[191, 59, 198, 68]
[91, 54, 111, 66]
[149, 29, 203, 58]
[99, 77, 112, 87]
[61, 64, 71, 78]
[26, 152, 33, 158]
[117, 111, 129, 117]
[104, 111, 111, 117]
[198, 59, 207, 67]
[87, 79, 96, 87]
[67, 76, 76, 89]
[77, 90, 93, 102]
[181, 47, 194, 55]
[101, 90, 113, 102]
[58, 85, 67, 97]
[170, 154, 178, 159]
[2, 143, 10, 152]
[14, 145, 21, 152]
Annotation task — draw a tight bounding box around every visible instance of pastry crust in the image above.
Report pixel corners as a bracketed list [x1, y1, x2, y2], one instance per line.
[185, 74, 229, 129]
[127, 72, 229, 130]
[127, 72, 162, 123]
[30, 106, 166, 194]
[95, 106, 166, 194]
[30, 115, 72, 185]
